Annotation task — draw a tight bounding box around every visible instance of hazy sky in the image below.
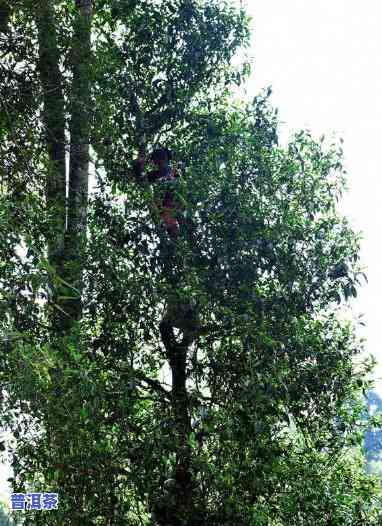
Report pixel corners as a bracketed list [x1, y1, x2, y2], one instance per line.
[241, 0, 382, 387]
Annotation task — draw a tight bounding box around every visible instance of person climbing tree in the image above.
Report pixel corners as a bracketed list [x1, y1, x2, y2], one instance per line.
[131, 147, 182, 238]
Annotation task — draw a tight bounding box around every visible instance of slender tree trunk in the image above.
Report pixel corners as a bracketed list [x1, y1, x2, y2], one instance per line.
[159, 318, 195, 526]
[64, 0, 92, 328]
[35, 2, 69, 333]
[171, 340, 193, 522]
[36, 0, 92, 332]
[36, 1, 66, 278]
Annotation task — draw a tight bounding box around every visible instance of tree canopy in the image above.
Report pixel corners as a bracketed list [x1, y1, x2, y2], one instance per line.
[0, 1, 381, 525]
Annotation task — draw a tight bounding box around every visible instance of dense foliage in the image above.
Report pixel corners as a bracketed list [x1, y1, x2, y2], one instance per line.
[0, 1, 381, 525]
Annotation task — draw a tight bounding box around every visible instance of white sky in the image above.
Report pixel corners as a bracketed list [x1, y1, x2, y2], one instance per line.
[242, 0, 382, 388]
[1, 0, 382, 504]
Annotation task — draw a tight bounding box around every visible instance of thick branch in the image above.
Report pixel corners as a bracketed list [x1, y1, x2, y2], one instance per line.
[113, 364, 172, 401]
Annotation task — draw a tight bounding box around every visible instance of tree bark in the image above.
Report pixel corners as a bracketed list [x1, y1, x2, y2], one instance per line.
[36, 1, 92, 332]
[36, 2, 66, 276]
[64, 0, 92, 328]
[159, 318, 195, 526]
[35, 2, 68, 332]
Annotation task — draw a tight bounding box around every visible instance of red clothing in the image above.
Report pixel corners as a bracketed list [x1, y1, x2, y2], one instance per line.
[131, 161, 181, 237]
[146, 166, 178, 208]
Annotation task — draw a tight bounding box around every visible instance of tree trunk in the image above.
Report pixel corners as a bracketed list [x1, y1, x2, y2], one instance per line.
[35, 2, 68, 332]
[35, 2, 66, 281]
[64, 0, 92, 328]
[159, 318, 195, 526]
[36, 0, 92, 332]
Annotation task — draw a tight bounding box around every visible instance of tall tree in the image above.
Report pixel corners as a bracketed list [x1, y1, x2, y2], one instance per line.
[35, 2, 66, 277]
[1, 1, 381, 525]
[0, 0, 251, 524]
[65, 0, 92, 326]
[35, 0, 93, 331]
[2, 94, 382, 524]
